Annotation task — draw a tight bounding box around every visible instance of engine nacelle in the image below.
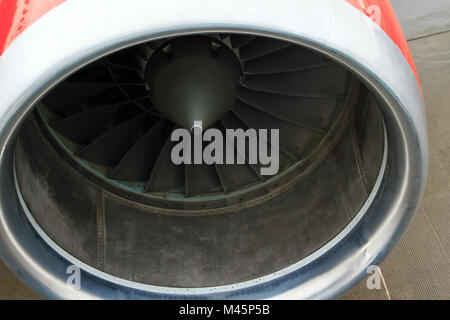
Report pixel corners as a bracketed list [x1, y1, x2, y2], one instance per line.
[0, 0, 427, 299]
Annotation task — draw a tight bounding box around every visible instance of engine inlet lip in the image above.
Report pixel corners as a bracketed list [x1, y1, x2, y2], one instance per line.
[0, 0, 427, 299]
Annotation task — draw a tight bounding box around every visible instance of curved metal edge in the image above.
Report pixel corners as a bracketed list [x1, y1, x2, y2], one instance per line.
[0, 0, 428, 299]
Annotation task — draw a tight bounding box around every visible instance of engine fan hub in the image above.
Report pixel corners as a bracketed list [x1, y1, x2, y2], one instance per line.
[145, 36, 242, 130]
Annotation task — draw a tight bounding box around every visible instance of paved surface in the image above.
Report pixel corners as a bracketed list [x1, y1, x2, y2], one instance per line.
[391, 0, 450, 40]
[0, 1, 449, 299]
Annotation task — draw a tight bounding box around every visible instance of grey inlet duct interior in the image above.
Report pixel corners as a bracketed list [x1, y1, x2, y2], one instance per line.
[15, 33, 386, 288]
[0, 0, 427, 300]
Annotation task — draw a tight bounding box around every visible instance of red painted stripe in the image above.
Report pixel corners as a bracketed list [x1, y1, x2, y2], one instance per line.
[0, 0, 18, 54]
[0, 0, 66, 55]
[345, 0, 420, 84]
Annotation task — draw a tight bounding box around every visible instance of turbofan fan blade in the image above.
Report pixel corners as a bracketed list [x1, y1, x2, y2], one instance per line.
[242, 64, 348, 97]
[231, 101, 317, 159]
[244, 45, 331, 74]
[44, 82, 144, 115]
[230, 35, 256, 49]
[239, 38, 291, 61]
[109, 119, 170, 181]
[51, 99, 141, 144]
[238, 87, 337, 132]
[145, 135, 185, 193]
[76, 113, 152, 166]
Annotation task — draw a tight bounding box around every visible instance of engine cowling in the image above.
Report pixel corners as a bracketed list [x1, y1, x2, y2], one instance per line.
[0, 0, 427, 299]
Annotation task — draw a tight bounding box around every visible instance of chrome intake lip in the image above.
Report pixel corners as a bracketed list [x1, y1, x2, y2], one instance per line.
[0, 0, 427, 299]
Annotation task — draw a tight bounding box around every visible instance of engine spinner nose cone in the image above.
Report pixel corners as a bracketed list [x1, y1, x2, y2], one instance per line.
[145, 36, 242, 130]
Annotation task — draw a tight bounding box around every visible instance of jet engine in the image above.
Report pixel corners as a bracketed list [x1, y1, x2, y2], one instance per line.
[0, 0, 428, 299]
